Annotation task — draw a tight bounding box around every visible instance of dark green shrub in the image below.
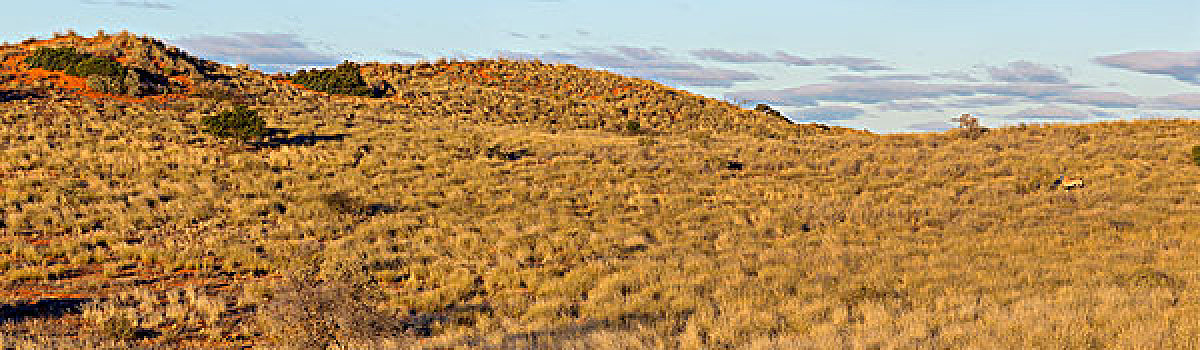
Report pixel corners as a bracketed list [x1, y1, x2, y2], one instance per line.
[25, 47, 127, 78]
[201, 105, 267, 141]
[65, 56, 125, 77]
[24, 47, 88, 71]
[625, 120, 642, 134]
[288, 61, 382, 97]
[1192, 145, 1200, 166]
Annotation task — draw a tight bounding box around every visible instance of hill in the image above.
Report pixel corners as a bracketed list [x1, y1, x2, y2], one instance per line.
[3, 31, 1200, 348]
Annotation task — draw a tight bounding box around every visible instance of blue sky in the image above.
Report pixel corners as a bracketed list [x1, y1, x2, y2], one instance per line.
[4, 0, 1199, 133]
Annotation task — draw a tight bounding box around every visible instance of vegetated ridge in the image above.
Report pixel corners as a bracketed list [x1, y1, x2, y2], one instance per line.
[3, 31, 1200, 349]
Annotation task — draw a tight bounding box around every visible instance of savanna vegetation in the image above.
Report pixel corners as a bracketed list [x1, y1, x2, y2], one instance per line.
[2, 31, 1200, 349]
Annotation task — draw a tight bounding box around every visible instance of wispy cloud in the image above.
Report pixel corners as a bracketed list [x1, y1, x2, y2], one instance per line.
[728, 79, 1100, 113]
[931, 70, 980, 82]
[386, 49, 424, 59]
[982, 60, 1070, 84]
[1049, 91, 1142, 108]
[1148, 93, 1200, 110]
[827, 74, 932, 82]
[876, 101, 944, 112]
[814, 56, 893, 72]
[172, 33, 341, 71]
[1094, 50, 1200, 84]
[726, 81, 978, 106]
[942, 96, 1024, 108]
[877, 96, 1026, 113]
[689, 49, 893, 71]
[496, 46, 762, 87]
[622, 68, 760, 88]
[81, 0, 175, 9]
[1005, 105, 1094, 120]
[906, 121, 956, 132]
[792, 105, 866, 121]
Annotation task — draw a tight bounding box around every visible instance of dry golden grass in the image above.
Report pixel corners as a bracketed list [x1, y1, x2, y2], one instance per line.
[2, 32, 1200, 349]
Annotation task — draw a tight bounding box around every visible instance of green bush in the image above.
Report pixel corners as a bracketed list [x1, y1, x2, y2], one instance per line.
[625, 120, 642, 134]
[24, 47, 88, 71]
[25, 47, 126, 78]
[1192, 145, 1200, 166]
[288, 61, 382, 97]
[201, 105, 267, 141]
[65, 56, 126, 77]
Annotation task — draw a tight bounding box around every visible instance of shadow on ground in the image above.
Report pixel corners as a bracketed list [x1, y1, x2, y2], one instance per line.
[0, 298, 91, 324]
[250, 128, 351, 149]
[0, 89, 47, 102]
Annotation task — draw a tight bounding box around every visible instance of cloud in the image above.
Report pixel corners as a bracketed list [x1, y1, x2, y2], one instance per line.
[973, 83, 1079, 99]
[689, 49, 893, 71]
[907, 121, 956, 132]
[689, 49, 776, 63]
[931, 71, 980, 82]
[622, 68, 760, 88]
[495, 46, 762, 87]
[172, 33, 341, 69]
[827, 74, 931, 82]
[1049, 90, 1142, 108]
[983, 60, 1069, 84]
[942, 96, 1023, 108]
[1149, 93, 1200, 110]
[727, 79, 1093, 110]
[576, 29, 591, 37]
[726, 81, 978, 106]
[813, 56, 893, 72]
[386, 49, 424, 59]
[792, 106, 865, 121]
[875, 96, 1027, 113]
[81, 0, 174, 9]
[613, 46, 670, 61]
[1005, 105, 1094, 120]
[876, 101, 944, 112]
[1094, 50, 1200, 84]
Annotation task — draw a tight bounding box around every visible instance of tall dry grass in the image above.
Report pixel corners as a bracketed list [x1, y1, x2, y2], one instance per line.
[2, 32, 1200, 349]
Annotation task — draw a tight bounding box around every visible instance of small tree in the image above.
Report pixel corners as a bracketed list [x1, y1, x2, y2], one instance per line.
[65, 56, 125, 77]
[1191, 145, 1200, 166]
[288, 61, 382, 97]
[201, 105, 267, 142]
[25, 47, 88, 71]
[625, 120, 642, 134]
[952, 113, 986, 139]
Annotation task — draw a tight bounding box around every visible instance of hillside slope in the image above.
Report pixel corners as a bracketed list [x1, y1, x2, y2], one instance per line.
[3, 32, 1200, 349]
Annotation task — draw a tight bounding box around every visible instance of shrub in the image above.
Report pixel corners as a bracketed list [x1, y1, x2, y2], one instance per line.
[625, 120, 642, 134]
[253, 269, 414, 348]
[201, 105, 267, 141]
[25, 47, 127, 80]
[952, 113, 987, 139]
[1192, 145, 1200, 166]
[65, 56, 125, 77]
[24, 47, 87, 71]
[288, 61, 382, 97]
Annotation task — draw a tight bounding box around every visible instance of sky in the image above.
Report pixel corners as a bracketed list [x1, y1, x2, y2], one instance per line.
[3, 0, 1199, 133]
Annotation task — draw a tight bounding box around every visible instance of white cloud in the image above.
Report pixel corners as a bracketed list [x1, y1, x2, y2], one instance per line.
[1094, 50, 1200, 84]
[172, 33, 340, 68]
